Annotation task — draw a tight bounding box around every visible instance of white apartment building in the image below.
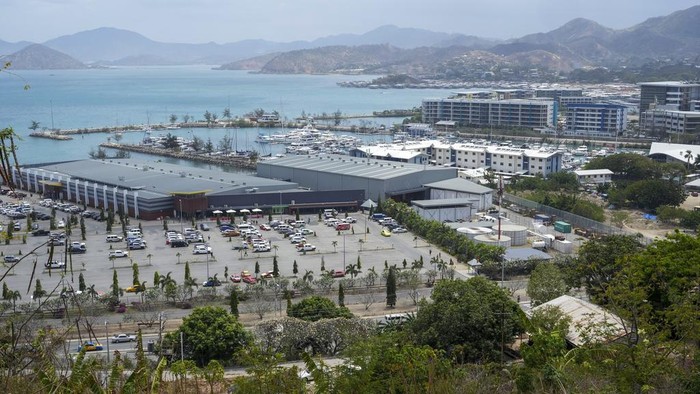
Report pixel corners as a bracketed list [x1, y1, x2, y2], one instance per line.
[370, 140, 562, 177]
[573, 169, 614, 185]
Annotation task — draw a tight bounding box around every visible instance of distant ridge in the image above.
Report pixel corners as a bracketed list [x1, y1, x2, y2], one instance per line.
[0, 5, 698, 72]
[0, 44, 87, 70]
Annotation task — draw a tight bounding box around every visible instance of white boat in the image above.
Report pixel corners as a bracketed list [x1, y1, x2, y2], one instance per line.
[573, 145, 589, 156]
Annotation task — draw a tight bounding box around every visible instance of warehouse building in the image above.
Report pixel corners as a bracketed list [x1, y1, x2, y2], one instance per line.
[15, 159, 364, 220]
[256, 154, 458, 202]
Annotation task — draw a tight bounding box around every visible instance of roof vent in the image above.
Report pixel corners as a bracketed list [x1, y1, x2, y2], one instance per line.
[179, 172, 187, 177]
[118, 176, 125, 181]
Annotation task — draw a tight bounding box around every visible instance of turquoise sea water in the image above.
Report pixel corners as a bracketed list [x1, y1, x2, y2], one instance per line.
[0, 66, 453, 166]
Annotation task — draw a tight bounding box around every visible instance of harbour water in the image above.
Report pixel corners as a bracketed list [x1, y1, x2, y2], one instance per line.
[0, 66, 454, 166]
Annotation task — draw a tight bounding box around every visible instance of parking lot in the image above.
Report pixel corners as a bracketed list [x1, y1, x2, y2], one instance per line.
[0, 195, 446, 309]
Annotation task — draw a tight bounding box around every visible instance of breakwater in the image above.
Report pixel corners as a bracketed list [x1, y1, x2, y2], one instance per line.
[99, 143, 257, 170]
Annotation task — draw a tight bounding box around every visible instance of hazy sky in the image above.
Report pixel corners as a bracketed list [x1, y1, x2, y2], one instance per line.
[1, 0, 698, 44]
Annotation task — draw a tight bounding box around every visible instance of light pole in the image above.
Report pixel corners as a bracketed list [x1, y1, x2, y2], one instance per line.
[206, 252, 210, 279]
[105, 321, 110, 363]
[343, 233, 346, 267]
[179, 199, 183, 233]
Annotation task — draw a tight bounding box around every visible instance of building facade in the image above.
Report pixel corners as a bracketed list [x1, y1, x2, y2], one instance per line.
[422, 98, 555, 129]
[564, 103, 627, 136]
[639, 81, 700, 113]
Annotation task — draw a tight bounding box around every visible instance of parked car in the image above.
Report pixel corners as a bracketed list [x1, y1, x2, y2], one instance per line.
[261, 270, 277, 279]
[106, 234, 124, 242]
[56, 220, 65, 229]
[259, 223, 271, 231]
[128, 241, 147, 250]
[192, 244, 212, 254]
[199, 223, 210, 231]
[170, 239, 188, 248]
[4, 255, 19, 263]
[242, 275, 257, 284]
[203, 277, 222, 287]
[108, 250, 129, 258]
[230, 274, 241, 283]
[297, 244, 316, 252]
[301, 228, 315, 236]
[381, 228, 392, 237]
[32, 229, 50, 236]
[331, 269, 346, 278]
[45, 260, 66, 269]
[392, 227, 408, 233]
[110, 334, 136, 343]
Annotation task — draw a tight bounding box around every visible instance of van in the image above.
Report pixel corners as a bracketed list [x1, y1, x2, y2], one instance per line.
[371, 213, 385, 222]
[237, 223, 252, 231]
[293, 220, 306, 228]
[106, 234, 123, 243]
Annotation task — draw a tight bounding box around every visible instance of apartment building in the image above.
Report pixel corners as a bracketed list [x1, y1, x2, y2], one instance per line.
[422, 98, 554, 129]
[564, 103, 627, 136]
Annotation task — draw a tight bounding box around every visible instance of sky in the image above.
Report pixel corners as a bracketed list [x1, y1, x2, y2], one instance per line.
[1, 0, 698, 44]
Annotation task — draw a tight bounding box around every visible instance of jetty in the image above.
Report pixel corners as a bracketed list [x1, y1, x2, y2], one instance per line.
[99, 143, 258, 170]
[29, 131, 73, 140]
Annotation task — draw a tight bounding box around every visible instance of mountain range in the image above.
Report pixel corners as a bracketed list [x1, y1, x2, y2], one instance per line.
[1, 5, 699, 75]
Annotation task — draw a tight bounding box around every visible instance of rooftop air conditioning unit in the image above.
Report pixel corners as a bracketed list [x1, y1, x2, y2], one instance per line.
[246, 188, 259, 193]
[179, 172, 187, 177]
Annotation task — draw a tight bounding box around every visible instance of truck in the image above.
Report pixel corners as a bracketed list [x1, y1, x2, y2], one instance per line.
[110, 333, 136, 343]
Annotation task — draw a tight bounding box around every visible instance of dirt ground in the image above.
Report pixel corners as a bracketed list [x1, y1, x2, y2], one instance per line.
[605, 194, 700, 240]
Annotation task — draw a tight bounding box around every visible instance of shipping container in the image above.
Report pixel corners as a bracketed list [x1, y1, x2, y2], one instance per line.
[554, 221, 572, 233]
[533, 214, 551, 224]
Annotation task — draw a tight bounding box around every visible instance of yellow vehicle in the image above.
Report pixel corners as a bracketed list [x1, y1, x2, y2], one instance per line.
[125, 284, 145, 293]
[381, 228, 392, 237]
[77, 341, 103, 352]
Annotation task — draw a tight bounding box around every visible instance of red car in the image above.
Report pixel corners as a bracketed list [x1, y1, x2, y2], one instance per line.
[331, 269, 345, 278]
[242, 275, 257, 284]
[259, 224, 271, 231]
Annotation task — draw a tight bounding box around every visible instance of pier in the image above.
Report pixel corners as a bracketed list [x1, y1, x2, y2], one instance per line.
[99, 143, 258, 170]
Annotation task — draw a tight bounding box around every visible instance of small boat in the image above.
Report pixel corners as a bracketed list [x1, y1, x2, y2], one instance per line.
[573, 145, 589, 156]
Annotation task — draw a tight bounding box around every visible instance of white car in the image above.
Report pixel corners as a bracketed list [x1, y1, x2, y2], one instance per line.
[192, 244, 212, 254]
[392, 227, 408, 233]
[57, 220, 65, 228]
[45, 260, 66, 269]
[301, 228, 315, 236]
[290, 236, 306, 244]
[108, 250, 128, 258]
[297, 244, 316, 252]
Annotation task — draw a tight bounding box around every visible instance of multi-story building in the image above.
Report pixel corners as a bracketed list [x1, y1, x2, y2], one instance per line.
[639, 81, 700, 113]
[535, 88, 583, 104]
[641, 109, 700, 136]
[358, 141, 562, 177]
[563, 103, 627, 136]
[422, 98, 555, 129]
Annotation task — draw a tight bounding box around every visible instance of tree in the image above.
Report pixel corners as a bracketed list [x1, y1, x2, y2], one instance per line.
[29, 120, 40, 131]
[386, 267, 397, 308]
[338, 283, 345, 307]
[111, 269, 121, 299]
[200, 360, 225, 394]
[254, 261, 260, 276]
[32, 279, 47, 303]
[165, 306, 251, 367]
[169, 114, 178, 124]
[572, 235, 644, 304]
[132, 262, 140, 286]
[411, 277, 523, 363]
[229, 289, 239, 317]
[272, 255, 279, 277]
[287, 295, 353, 322]
[527, 263, 568, 306]
[293, 260, 298, 276]
[78, 273, 86, 292]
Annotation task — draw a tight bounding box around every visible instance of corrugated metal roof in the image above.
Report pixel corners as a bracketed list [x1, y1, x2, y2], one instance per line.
[27, 159, 297, 198]
[424, 178, 493, 194]
[260, 154, 449, 180]
[412, 198, 474, 208]
[531, 295, 627, 347]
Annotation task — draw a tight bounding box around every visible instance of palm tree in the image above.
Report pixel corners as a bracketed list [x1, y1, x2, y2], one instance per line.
[684, 149, 693, 170]
[345, 263, 361, 279]
[332, 241, 338, 252]
[86, 284, 98, 302]
[273, 245, 279, 257]
[176, 252, 181, 264]
[8, 290, 21, 312]
[358, 239, 365, 252]
[303, 270, 314, 283]
[159, 272, 176, 291]
[146, 253, 153, 266]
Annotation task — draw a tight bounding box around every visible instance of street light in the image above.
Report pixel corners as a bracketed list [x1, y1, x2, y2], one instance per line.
[105, 321, 110, 363]
[179, 199, 183, 233]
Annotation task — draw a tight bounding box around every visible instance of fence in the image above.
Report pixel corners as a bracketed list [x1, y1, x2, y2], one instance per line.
[501, 192, 654, 244]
